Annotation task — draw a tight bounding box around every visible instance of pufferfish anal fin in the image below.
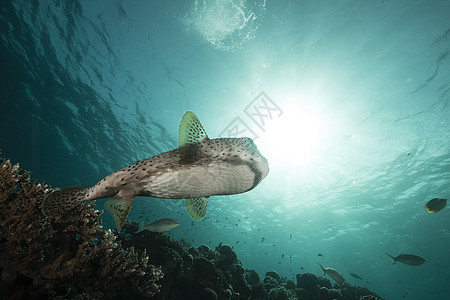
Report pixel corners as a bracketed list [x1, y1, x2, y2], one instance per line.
[178, 111, 209, 165]
[185, 197, 209, 220]
[105, 191, 135, 232]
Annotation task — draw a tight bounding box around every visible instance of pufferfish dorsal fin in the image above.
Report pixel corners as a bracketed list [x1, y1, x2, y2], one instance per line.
[185, 197, 209, 220]
[178, 111, 209, 164]
[178, 111, 208, 147]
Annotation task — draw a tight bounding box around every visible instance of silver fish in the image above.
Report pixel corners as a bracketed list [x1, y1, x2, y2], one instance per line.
[385, 253, 425, 266]
[136, 218, 179, 233]
[42, 111, 269, 231]
[318, 263, 345, 283]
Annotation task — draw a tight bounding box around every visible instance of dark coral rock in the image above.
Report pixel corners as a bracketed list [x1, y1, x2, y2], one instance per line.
[216, 244, 237, 264]
[244, 269, 265, 299]
[189, 246, 200, 258]
[198, 244, 211, 255]
[285, 279, 296, 290]
[267, 286, 290, 300]
[244, 269, 260, 286]
[318, 286, 340, 300]
[263, 276, 279, 291]
[317, 275, 332, 289]
[294, 287, 310, 299]
[199, 287, 218, 300]
[265, 270, 282, 283]
[222, 288, 232, 299]
[339, 282, 383, 300]
[192, 257, 217, 287]
[296, 272, 319, 291]
[360, 295, 383, 300]
[330, 288, 343, 299]
[232, 273, 252, 297]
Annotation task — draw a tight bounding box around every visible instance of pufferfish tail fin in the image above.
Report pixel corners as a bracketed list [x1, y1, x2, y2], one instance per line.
[42, 187, 91, 217]
[185, 197, 209, 220]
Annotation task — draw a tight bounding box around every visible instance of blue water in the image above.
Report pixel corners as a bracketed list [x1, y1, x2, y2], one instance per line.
[1, 1, 450, 299]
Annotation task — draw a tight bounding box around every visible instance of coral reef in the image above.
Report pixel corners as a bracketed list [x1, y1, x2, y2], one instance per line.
[118, 221, 384, 300]
[119, 221, 261, 299]
[0, 158, 163, 299]
[0, 157, 384, 299]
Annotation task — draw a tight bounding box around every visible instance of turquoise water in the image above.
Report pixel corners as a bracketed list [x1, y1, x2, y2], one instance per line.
[1, 1, 450, 299]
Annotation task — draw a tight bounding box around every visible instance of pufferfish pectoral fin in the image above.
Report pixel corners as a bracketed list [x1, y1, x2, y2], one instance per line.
[185, 197, 209, 220]
[105, 191, 134, 232]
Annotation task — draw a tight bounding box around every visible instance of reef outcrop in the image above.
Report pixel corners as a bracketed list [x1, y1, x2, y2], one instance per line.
[118, 221, 384, 300]
[0, 158, 163, 299]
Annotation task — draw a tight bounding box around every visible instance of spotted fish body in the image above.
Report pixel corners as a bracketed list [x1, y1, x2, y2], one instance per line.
[86, 138, 263, 199]
[42, 111, 269, 231]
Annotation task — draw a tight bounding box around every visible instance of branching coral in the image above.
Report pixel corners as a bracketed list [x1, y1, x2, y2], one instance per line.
[0, 158, 163, 298]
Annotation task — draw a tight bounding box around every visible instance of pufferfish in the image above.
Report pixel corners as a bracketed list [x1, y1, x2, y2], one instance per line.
[42, 111, 269, 231]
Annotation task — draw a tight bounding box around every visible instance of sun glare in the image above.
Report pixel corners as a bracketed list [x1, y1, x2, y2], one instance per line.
[258, 102, 325, 168]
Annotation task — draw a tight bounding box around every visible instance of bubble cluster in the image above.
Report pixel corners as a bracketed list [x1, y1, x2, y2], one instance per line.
[183, 0, 266, 51]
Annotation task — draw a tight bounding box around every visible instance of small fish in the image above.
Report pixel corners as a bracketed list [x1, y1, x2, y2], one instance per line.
[300, 266, 304, 270]
[41, 111, 269, 231]
[318, 253, 323, 258]
[261, 237, 265, 243]
[318, 263, 345, 283]
[385, 253, 425, 266]
[290, 234, 293, 239]
[136, 218, 179, 233]
[424, 198, 447, 214]
[350, 273, 362, 280]
[281, 254, 285, 259]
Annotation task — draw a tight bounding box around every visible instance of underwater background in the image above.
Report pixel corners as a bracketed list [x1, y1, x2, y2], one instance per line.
[1, 0, 450, 299]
